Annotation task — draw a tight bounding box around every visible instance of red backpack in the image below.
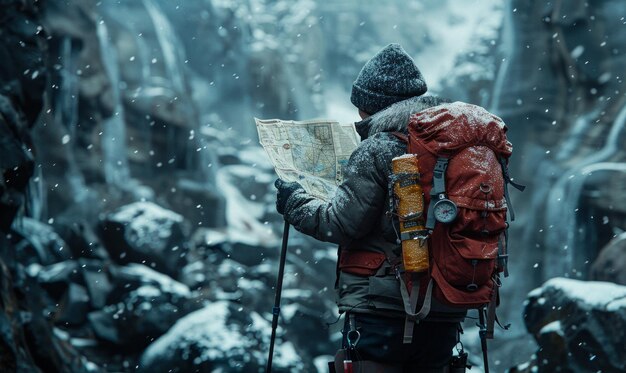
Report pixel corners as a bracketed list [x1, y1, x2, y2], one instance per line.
[397, 102, 525, 342]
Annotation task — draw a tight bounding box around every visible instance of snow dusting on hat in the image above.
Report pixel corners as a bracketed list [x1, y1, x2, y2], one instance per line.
[350, 43, 427, 115]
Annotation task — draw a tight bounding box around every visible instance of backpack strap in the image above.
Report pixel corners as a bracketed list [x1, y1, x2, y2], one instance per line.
[399, 273, 433, 344]
[485, 276, 499, 339]
[498, 158, 526, 221]
[426, 157, 450, 230]
[378, 246, 431, 344]
[497, 231, 509, 278]
[391, 131, 408, 143]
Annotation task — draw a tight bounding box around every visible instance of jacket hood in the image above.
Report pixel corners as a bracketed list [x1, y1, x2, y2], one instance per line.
[355, 95, 449, 140]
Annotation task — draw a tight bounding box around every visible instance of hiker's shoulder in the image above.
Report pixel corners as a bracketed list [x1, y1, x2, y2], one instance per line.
[356, 132, 403, 156]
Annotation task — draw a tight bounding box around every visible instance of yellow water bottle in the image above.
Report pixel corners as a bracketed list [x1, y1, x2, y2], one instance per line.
[392, 154, 429, 272]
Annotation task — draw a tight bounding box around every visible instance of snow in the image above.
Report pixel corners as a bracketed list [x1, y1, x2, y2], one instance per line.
[313, 246, 336, 262]
[539, 320, 563, 336]
[314, 355, 334, 373]
[570, 45, 585, 59]
[111, 201, 183, 251]
[280, 303, 299, 322]
[141, 301, 304, 370]
[217, 259, 246, 277]
[271, 340, 301, 370]
[238, 147, 274, 170]
[140, 301, 241, 364]
[529, 278, 626, 310]
[26, 263, 43, 277]
[236, 277, 265, 292]
[282, 289, 313, 299]
[443, 101, 505, 129]
[134, 285, 162, 298]
[394, 153, 417, 160]
[216, 166, 280, 248]
[194, 228, 229, 247]
[122, 263, 191, 297]
[607, 297, 626, 312]
[34, 261, 72, 283]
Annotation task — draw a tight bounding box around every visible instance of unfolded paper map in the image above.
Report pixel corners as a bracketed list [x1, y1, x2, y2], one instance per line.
[255, 118, 361, 201]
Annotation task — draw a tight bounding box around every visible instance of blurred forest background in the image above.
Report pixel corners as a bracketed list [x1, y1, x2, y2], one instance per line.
[1, 0, 625, 372]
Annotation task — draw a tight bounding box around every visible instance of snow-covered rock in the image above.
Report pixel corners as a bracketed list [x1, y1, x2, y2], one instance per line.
[522, 278, 626, 372]
[112, 263, 192, 298]
[137, 301, 307, 372]
[99, 201, 188, 277]
[87, 263, 196, 350]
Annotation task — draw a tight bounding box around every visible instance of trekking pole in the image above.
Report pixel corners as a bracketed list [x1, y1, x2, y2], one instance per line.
[478, 308, 490, 373]
[266, 220, 290, 373]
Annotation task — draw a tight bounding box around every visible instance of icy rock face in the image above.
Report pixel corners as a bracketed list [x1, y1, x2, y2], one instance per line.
[138, 301, 307, 373]
[37, 0, 224, 225]
[0, 7, 40, 231]
[492, 0, 626, 283]
[591, 232, 626, 286]
[0, 1, 96, 371]
[522, 278, 626, 372]
[99, 201, 188, 277]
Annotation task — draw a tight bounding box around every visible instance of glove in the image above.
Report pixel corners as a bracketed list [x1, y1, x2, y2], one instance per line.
[274, 179, 303, 215]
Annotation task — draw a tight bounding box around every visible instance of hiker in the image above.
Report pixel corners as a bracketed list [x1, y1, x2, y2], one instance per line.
[274, 44, 467, 372]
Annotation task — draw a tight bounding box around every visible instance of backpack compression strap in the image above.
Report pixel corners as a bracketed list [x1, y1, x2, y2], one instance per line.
[498, 158, 526, 221]
[497, 157, 524, 277]
[498, 232, 509, 278]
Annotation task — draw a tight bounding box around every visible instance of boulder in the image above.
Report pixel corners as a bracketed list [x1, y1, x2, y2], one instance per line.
[35, 259, 113, 305]
[99, 201, 188, 278]
[108, 263, 192, 300]
[1, 253, 96, 373]
[80, 260, 113, 309]
[137, 301, 307, 373]
[522, 278, 626, 372]
[36, 260, 82, 301]
[56, 283, 90, 326]
[87, 263, 196, 350]
[179, 228, 230, 288]
[54, 221, 110, 261]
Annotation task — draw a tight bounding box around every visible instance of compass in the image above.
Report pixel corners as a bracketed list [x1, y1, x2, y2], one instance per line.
[433, 198, 458, 223]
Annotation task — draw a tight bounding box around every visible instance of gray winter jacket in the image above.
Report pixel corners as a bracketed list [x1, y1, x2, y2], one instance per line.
[283, 96, 465, 320]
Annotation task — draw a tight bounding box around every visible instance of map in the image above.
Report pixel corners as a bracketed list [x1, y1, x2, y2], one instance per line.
[255, 118, 361, 201]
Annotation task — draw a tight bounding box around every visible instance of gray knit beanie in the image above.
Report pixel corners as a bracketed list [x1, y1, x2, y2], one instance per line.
[351, 44, 427, 115]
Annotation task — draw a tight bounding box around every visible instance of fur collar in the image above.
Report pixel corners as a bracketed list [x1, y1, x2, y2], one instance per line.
[355, 95, 448, 140]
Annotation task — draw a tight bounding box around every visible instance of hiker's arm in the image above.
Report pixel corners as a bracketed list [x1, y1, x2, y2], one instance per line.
[281, 138, 386, 244]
